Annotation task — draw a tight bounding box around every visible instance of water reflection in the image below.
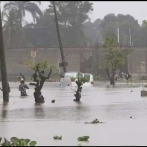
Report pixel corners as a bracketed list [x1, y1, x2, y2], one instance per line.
[34, 106, 45, 119]
[1, 102, 9, 120]
[0, 83, 147, 121]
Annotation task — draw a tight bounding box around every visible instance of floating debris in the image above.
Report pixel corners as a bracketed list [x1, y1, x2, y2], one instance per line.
[84, 119, 104, 124]
[53, 136, 62, 140]
[78, 136, 89, 141]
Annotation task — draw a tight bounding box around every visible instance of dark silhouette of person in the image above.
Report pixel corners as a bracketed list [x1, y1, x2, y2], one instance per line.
[17, 73, 25, 82]
[125, 72, 132, 81]
[19, 80, 29, 96]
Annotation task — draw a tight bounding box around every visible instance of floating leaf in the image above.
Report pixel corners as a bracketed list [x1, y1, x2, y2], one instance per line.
[29, 141, 37, 146]
[25, 139, 31, 145]
[78, 136, 89, 141]
[11, 137, 19, 145]
[53, 136, 62, 140]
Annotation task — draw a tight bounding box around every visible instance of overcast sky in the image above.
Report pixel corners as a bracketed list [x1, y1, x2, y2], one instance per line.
[2, 1, 147, 25]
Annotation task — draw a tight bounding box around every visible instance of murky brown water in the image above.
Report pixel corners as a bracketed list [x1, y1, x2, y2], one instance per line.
[0, 82, 147, 146]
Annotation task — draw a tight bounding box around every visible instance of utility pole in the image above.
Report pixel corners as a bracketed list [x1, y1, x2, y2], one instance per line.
[96, 31, 99, 77]
[53, 1, 67, 73]
[0, 1, 9, 102]
[129, 28, 131, 47]
[94, 27, 99, 76]
[131, 62, 133, 82]
[117, 27, 119, 44]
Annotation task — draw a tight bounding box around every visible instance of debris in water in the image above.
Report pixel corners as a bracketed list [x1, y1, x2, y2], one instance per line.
[78, 136, 89, 141]
[53, 136, 62, 140]
[51, 100, 55, 103]
[84, 119, 104, 124]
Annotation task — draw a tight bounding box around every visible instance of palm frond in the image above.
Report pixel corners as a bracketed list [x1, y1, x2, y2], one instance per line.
[25, 2, 43, 16]
[3, 2, 17, 10]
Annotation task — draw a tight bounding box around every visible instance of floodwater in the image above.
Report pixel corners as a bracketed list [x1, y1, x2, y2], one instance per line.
[0, 82, 147, 146]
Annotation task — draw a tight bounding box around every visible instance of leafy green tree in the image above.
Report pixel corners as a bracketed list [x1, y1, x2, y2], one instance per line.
[23, 1, 93, 48]
[26, 60, 56, 103]
[99, 14, 140, 47]
[47, 1, 93, 47]
[48, 1, 93, 26]
[102, 38, 130, 85]
[73, 72, 88, 101]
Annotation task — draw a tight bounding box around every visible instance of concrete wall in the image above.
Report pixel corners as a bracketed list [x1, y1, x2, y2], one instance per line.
[5, 48, 83, 80]
[4, 47, 147, 80]
[128, 48, 147, 77]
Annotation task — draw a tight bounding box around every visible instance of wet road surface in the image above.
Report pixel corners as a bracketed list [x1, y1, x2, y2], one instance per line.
[0, 82, 147, 146]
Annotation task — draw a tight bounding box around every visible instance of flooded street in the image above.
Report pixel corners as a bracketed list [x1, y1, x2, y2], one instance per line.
[0, 82, 147, 146]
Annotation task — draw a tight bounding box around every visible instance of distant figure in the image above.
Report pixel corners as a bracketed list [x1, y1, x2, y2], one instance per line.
[19, 80, 29, 96]
[17, 73, 25, 82]
[125, 72, 132, 81]
[51, 100, 55, 103]
[130, 116, 132, 119]
[0, 83, 10, 93]
[121, 72, 125, 78]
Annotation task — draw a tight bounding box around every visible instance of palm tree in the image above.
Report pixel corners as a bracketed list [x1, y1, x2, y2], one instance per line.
[2, 8, 21, 47]
[3, 1, 42, 47]
[3, 1, 42, 25]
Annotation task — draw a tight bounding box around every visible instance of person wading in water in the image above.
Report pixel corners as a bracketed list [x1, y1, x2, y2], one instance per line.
[19, 80, 29, 96]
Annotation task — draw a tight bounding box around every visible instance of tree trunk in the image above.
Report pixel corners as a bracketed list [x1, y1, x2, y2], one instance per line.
[34, 89, 45, 103]
[106, 69, 115, 85]
[110, 74, 115, 85]
[0, 3, 9, 102]
[30, 70, 52, 103]
[74, 87, 81, 101]
[74, 81, 82, 101]
[106, 68, 110, 80]
[110, 70, 116, 86]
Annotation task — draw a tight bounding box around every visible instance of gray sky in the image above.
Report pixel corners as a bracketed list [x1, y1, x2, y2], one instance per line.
[2, 1, 147, 25]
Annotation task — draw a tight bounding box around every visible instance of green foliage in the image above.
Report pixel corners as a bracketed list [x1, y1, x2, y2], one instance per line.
[3, 6, 147, 48]
[84, 13, 142, 47]
[71, 77, 76, 81]
[143, 20, 147, 26]
[103, 22, 117, 42]
[3, 1, 42, 22]
[3, 1, 42, 48]
[49, 1, 93, 25]
[3, 1, 93, 48]
[0, 137, 37, 146]
[80, 77, 89, 83]
[76, 72, 89, 84]
[77, 136, 89, 141]
[25, 60, 56, 71]
[103, 37, 130, 73]
[53, 136, 62, 140]
[100, 14, 140, 46]
[2, 8, 22, 48]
